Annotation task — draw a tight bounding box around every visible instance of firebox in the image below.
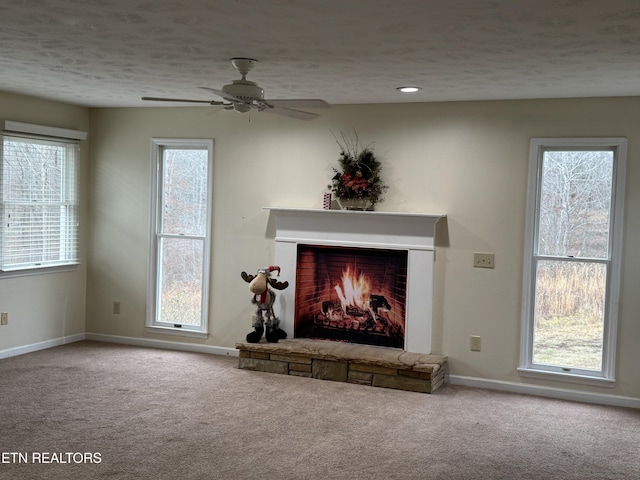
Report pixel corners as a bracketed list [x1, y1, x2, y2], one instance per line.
[295, 245, 408, 348]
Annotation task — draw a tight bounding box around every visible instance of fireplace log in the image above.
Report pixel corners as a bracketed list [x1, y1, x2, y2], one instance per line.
[345, 305, 369, 317]
[322, 300, 341, 315]
[370, 294, 391, 313]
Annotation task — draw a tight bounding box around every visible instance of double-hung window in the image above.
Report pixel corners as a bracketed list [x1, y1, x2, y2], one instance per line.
[147, 139, 213, 336]
[519, 138, 626, 385]
[0, 121, 85, 275]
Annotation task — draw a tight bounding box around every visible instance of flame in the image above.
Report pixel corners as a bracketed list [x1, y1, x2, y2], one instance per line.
[335, 266, 372, 313]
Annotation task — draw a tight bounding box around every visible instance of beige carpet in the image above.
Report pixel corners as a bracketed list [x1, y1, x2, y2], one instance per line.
[0, 341, 638, 480]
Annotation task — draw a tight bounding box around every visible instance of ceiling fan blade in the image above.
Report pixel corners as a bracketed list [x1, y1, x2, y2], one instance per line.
[198, 87, 242, 103]
[142, 96, 223, 105]
[264, 99, 330, 109]
[262, 105, 320, 121]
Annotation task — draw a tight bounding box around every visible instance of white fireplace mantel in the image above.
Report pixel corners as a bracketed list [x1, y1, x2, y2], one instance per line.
[265, 207, 445, 354]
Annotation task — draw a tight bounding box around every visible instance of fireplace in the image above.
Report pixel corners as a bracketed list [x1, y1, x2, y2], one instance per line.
[265, 207, 445, 354]
[295, 245, 408, 348]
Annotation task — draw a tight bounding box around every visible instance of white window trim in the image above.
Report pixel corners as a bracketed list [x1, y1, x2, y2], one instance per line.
[146, 138, 213, 338]
[518, 137, 626, 387]
[0, 264, 77, 280]
[0, 121, 86, 278]
[4, 121, 88, 141]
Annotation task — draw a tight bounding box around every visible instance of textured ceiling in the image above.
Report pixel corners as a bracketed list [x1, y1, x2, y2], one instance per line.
[2, 0, 640, 108]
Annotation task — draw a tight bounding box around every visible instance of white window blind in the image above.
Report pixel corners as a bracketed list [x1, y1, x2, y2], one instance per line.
[0, 131, 80, 272]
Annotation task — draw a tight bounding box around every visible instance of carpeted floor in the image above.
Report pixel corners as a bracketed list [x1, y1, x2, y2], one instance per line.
[0, 341, 638, 479]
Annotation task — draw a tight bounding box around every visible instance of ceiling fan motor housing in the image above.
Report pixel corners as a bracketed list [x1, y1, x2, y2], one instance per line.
[222, 79, 264, 103]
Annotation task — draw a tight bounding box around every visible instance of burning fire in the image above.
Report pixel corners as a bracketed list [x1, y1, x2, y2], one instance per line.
[335, 266, 373, 314]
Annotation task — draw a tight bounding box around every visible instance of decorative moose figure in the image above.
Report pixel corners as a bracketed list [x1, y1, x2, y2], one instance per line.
[241, 265, 289, 343]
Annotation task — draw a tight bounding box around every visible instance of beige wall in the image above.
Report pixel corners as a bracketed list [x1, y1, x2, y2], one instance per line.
[1, 91, 637, 399]
[86, 97, 640, 399]
[0, 93, 89, 351]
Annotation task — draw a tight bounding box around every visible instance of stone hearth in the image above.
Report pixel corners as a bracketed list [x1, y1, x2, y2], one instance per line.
[236, 339, 448, 393]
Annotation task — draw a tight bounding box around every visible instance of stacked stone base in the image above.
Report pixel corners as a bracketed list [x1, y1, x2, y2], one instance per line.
[236, 338, 447, 394]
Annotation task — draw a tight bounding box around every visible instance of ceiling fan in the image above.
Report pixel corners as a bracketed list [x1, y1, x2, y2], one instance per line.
[142, 58, 329, 120]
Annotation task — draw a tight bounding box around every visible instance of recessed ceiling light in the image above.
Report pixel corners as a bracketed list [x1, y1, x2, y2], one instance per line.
[396, 86, 422, 93]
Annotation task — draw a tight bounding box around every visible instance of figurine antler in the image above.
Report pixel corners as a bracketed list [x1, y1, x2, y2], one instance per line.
[268, 278, 289, 290]
[241, 271, 255, 283]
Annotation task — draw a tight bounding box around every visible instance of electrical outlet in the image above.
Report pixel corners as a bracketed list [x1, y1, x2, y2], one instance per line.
[1, 312, 8, 325]
[113, 302, 121, 315]
[473, 253, 495, 269]
[470, 335, 481, 351]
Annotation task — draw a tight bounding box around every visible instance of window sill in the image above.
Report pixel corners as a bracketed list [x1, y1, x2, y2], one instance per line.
[0, 264, 78, 279]
[145, 326, 208, 339]
[518, 367, 615, 388]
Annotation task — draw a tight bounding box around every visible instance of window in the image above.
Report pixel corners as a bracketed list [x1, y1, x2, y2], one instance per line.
[147, 139, 213, 337]
[519, 138, 626, 385]
[0, 122, 84, 275]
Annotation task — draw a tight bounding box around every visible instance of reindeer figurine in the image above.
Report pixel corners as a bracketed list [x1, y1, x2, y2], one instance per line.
[241, 265, 289, 343]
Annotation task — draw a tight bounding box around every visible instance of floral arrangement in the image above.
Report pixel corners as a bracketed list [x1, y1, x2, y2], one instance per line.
[329, 130, 387, 207]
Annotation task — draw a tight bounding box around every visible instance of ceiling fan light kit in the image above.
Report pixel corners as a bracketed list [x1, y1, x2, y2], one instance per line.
[142, 58, 329, 120]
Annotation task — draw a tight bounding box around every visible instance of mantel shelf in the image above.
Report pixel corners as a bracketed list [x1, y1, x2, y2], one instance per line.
[264, 207, 446, 222]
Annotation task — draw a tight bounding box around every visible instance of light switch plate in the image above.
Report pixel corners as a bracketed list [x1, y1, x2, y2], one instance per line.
[473, 253, 495, 269]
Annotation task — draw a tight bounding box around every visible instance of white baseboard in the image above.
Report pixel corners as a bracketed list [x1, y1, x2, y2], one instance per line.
[85, 332, 239, 357]
[447, 374, 640, 409]
[0, 333, 86, 360]
[2, 336, 636, 409]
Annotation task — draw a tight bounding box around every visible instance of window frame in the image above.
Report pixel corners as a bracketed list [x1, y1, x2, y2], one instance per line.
[146, 138, 214, 338]
[519, 137, 626, 386]
[0, 122, 85, 278]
